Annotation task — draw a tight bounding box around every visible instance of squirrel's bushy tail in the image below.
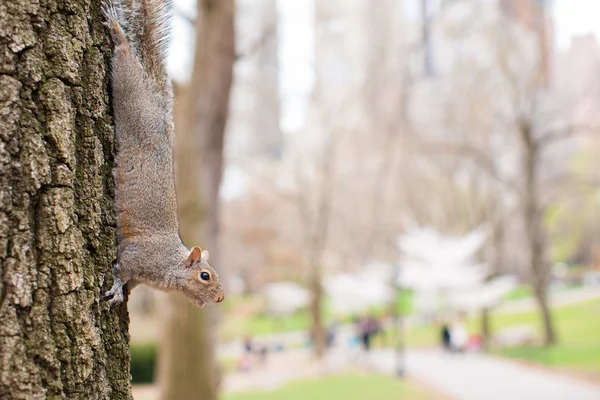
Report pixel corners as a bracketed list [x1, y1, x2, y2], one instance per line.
[114, 0, 172, 94]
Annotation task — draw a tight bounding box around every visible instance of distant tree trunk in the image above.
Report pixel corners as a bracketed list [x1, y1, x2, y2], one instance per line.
[481, 307, 491, 349]
[158, 0, 235, 399]
[0, 0, 131, 399]
[307, 134, 335, 359]
[480, 213, 504, 349]
[534, 283, 555, 345]
[309, 270, 326, 358]
[521, 120, 556, 346]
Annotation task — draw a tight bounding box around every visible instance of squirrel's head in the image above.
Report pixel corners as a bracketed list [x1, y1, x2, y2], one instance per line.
[181, 246, 224, 307]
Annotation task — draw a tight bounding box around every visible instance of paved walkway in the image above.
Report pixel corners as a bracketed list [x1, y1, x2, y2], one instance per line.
[222, 349, 340, 393]
[371, 349, 600, 400]
[215, 287, 600, 360]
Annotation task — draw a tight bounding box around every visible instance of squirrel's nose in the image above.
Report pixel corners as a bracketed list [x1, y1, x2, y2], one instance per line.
[217, 293, 224, 303]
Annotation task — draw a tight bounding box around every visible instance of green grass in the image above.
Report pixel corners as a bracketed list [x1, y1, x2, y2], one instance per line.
[220, 291, 413, 341]
[246, 312, 311, 335]
[404, 324, 440, 348]
[220, 309, 312, 341]
[500, 284, 580, 302]
[224, 373, 433, 400]
[372, 323, 438, 349]
[503, 285, 533, 301]
[492, 298, 600, 376]
[220, 356, 239, 374]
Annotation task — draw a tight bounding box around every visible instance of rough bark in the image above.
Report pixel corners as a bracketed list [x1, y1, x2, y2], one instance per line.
[158, 0, 235, 399]
[0, 0, 131, 399]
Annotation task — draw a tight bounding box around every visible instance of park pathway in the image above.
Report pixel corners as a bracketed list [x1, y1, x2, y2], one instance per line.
[371, 349, 600, 400]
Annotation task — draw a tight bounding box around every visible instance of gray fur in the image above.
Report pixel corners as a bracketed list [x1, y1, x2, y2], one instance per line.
[102, 1, 224, 307]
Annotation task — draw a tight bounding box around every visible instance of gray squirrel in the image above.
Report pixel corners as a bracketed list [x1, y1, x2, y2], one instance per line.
[101, 0, 224, 307]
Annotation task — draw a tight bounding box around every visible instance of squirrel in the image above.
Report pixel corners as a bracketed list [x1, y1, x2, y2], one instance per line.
[101, 0, 224, 308]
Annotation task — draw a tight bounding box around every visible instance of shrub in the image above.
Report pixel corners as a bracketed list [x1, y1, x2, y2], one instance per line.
[130, 343, 157, 384]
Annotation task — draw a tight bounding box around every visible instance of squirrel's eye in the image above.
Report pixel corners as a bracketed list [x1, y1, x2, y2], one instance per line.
[200, 271, 210, 282]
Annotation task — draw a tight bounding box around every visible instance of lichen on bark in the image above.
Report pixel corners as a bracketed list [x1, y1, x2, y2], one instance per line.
[0, 0, 131, 398]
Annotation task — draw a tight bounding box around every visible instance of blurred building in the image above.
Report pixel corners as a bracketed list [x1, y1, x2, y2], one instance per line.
[228, 0, 282, 162]
[554, 34, 600, 123]
[500, 0, 553, 84]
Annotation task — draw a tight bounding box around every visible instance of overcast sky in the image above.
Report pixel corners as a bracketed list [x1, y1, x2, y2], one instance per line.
[554, 0, 600, 50]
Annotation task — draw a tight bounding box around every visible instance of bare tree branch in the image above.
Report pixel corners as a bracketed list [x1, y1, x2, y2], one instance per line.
[417, 140, 520, 193]
[537, 124, 600, 147]
[540, 174, 600, 205]
[236, 23, 277, 60]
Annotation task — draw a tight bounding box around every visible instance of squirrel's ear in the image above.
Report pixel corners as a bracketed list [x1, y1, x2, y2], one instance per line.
[201, 250, 210, 262]
[185, 247, 202, 268]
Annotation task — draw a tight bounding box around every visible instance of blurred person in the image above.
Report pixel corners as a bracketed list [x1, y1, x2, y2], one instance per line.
[237, 353, 253, 372]
[258, 344, 268, 365]
[327, 319, 339, 348]
[441, 321, 451, 352]
[450, 318, 468, 353]
[468, 333, 482, 352]
[359, 316, 371, 351]
[237, 335, 255, 372]
[243, 335, 253, 354]
[272, 342, 285, 352]
[359, 315, 380, 352]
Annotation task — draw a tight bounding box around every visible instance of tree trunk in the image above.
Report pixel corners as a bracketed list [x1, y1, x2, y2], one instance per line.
[158, 1, 235, 399]
[0, 0, 131, 399]
[480, 214, 504, 349]
[522, 124, 556, 346]
[307, 133, 336, 359]
[158, 292, 217, 400]
[309, 270, 326, 358]
[480, 307, 490, 350]
[534, 285, 555, 346]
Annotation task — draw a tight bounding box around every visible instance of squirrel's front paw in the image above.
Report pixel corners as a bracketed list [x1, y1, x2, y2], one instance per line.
[105, 276, 125, 306]
[106, 291, 124, 306]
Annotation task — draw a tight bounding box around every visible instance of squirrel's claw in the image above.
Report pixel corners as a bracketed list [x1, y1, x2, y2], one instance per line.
[105, 286, 124, 306]
[105, 274, 125, 307]
[107, 293, 124, 306]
